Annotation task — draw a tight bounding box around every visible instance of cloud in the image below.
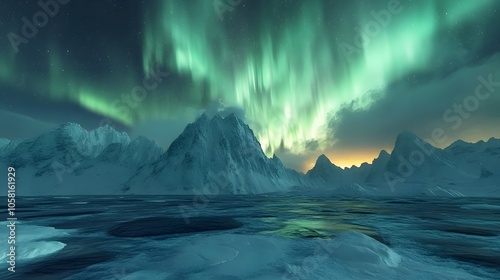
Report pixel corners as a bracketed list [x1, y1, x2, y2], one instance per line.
[328, 54, 500, 151]
[202, 100, 246, 121]
[305, 140, 320, 152]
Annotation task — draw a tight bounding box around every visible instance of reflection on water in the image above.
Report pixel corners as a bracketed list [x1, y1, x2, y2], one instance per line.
[1, 196, 499, 279]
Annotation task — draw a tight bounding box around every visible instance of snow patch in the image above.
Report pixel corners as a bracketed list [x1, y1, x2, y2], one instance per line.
[0, 223, 68, 263]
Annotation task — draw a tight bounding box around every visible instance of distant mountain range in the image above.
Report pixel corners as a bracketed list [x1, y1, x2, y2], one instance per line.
[0, 114, 498, 196]
[306, 131, 500, 196]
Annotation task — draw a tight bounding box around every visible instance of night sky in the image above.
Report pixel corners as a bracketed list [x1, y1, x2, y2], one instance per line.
[1, 0, 499, 171]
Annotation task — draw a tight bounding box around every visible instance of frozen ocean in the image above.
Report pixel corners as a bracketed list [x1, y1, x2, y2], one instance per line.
[1, 195, 500, 279]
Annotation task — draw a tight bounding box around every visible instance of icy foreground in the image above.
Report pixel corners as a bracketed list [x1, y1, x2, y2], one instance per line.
[101, 232, 404, 279]
[3, 195, 499, 279]
[0, 115, 498, 196]
[0, 223, 68, 263]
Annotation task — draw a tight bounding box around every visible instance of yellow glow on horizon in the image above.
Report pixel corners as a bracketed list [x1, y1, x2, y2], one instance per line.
[301, 148, 392, 173]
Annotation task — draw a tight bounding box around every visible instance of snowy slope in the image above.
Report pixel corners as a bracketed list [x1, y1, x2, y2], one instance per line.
[345, 162, 371, 179]
[384, 131, 470, 181]
[123, 114, 305, 194]
[95, 136, 163, 167]
[365, 150, 390, 183]
[445, 138, 500, 178]
[363, 132, 473, 196]
[0, 118, 498, 196]
[306, 154, 347, 187]
[305, 132, 500, 197]
[0, 123, 162, 195]
[3, 123, 130, 170]
[441, 137, 500, 195]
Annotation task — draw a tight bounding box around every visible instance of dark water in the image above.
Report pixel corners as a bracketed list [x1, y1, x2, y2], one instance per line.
[1, 196, 500, 279]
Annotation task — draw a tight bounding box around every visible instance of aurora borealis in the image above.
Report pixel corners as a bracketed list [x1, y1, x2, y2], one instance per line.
[1, 0, 500, 171]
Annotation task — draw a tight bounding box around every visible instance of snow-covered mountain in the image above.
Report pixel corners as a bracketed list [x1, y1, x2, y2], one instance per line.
[1, 116, 498, 196]
[306, 154, 345, 185]
[0, 114, 306, 195]
[364, 150, 390, 183]
[444, 137, 499, 178]
[122, 114, 306, 194]
[3, 123, 130, 169]
[306, 132, 500, 197]
[95, 136, 163, 167]
[0, 123, 163, 195]
[384, 131, 469, 180]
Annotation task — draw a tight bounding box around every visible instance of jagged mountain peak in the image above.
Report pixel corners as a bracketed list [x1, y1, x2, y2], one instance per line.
[123, 114, 301, 194]
[193, 112, 244, 127]
[271, 153, 281, 162]
[3, 122, 132, 169]
[130, 135, 159, 146]
[52, 122, 85, 138]
[93, 124, 121, 134]
[166, 113, 257, 159]
[96, 135, 163, 167]
[394, 131, 423, 145]
[308, 154, 340, 173]
[378, 149, 390, 157]
[487, 137, 500, 146]
[447, 139, 470, 148]
[195, 112, 210, 123]
[195, 112, 243, 125]
[58, 122, 81, 129]
[180, 114, 249, 143]
[210, 113, 246, 133]
[372, 150, 391, 164]
[221, 112, 241, 123]
[51, 122, 128, 141]
[306, 153, 346, 185]
[445, 139, 477, 155]
[310, 154, 344, 172]
[315, 154, 333, 166]
[391, 131, 437, 156]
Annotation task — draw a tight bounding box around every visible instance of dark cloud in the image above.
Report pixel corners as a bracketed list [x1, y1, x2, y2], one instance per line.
[1, 0, 499, 172]
[305, 140, 320, 152]
[329, 54, 500, 150]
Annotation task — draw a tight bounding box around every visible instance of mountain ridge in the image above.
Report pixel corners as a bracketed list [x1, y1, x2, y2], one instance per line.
[122, 113, 304, 194]
[0, 118, 498, 196]
[306, 131, 499, 196]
